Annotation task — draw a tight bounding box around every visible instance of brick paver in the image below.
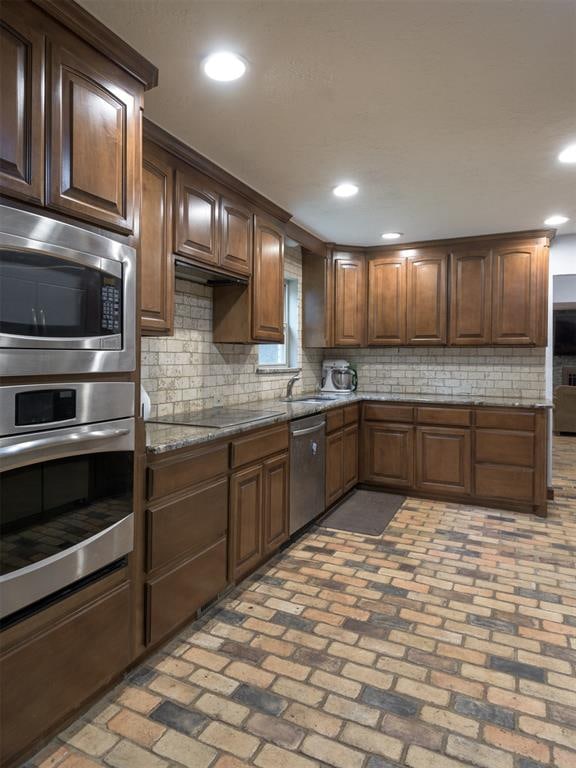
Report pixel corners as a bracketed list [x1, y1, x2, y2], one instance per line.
[28, 437, 576, 768]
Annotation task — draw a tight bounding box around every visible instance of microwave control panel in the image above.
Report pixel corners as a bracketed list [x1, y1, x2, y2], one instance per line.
[101, 284, 121, 333]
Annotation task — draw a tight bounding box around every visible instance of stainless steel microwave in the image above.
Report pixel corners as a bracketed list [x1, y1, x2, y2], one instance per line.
[0, 206, 135, 376]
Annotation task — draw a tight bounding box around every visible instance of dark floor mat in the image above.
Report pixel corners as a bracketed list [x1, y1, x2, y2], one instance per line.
[319, 489, 405, 536]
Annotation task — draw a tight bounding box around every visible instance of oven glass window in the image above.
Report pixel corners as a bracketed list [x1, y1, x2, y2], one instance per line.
[0, 250, 121, 338]
[0, 452, 133, 576]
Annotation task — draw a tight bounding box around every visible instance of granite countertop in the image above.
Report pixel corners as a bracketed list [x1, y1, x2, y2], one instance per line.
[146, 392, 552, 454]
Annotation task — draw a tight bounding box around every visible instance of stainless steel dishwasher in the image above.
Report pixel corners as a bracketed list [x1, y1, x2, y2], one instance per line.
[290, 414, 326, 535]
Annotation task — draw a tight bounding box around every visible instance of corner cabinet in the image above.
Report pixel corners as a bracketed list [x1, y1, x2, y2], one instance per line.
[333, 250, 366, 346]
[141, 142, 174, 334]
[0, 2, 45, 204]
[367, 254, 407, 345]
[47, 26, 140, 234]
[252, 216, 285, 341]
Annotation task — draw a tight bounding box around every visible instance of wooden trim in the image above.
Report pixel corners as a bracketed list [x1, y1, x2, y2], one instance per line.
[284, 219, 326, 257]
[32, 0, 158, 88]
[340, 229, 554, 254]
[143, 119, 292, 223]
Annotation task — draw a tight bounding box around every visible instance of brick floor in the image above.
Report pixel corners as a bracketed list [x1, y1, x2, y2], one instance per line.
[27, 437, 576, 768]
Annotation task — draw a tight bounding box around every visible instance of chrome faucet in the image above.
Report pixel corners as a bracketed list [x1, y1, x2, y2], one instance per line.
[285, 373, 301, 400]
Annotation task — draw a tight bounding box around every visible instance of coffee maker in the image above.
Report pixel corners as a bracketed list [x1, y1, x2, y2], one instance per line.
[321, 359, 358, 394]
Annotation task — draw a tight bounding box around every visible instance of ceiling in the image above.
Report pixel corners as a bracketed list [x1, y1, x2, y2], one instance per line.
[79, 0, 576, 245]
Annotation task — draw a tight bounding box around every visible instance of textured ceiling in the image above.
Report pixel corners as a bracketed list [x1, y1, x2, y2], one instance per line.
[79, 0, 576, 245]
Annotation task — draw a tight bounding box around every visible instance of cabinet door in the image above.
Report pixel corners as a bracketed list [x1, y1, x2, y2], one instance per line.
[333, 251, 366, 346]
[230, 464, 263, 580]
[367, 255, 407, 345]
[174, 168, 220, 265]
[141, 145, 174, 334]
[492, 242, 546, 345]
[416, 426, 471, 495]
[362, 423, 414, 488]
[449, 249, 492, 345]
[220, 196, 253, 276]
[252, 215, 285, 341]
[326, 429, 344, 506]
[342, 424, 359, 493]
[263, 453, 289, 554]
[48, 27, 139, 233]
[0, 2, 44, 204]
[406, 250, 447, 345]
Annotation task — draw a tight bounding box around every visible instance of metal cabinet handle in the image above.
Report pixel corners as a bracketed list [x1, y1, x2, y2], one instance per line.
[291, 423, 325, 437]
[0, 428, 130, 460]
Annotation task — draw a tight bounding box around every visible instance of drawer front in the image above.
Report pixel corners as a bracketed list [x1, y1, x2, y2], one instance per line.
[147, 442, 228, 500]
[475, 409, 535, 432]
[475, 431, 535, 468]
[147, 477, 228, 571]
[231, 424, 289, 468]
[326, 407, 344, 433]
[146, 539, 227, 645]
[343, 403, 360, 425]
[363, 403, 414, 423]
[416, 407, 472, 427]
[475, 465, 534, 502]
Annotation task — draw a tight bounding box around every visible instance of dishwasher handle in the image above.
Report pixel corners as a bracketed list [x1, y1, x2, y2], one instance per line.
[291, 422, 325, 438]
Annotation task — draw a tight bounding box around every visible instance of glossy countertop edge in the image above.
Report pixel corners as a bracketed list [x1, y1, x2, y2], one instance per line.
[146, 393, 553, 454]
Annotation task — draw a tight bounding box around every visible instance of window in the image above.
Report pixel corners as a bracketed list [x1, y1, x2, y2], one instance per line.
[258, 279, 298, 368]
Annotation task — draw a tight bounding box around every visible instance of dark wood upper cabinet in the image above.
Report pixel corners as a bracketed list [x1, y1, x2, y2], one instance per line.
[220, 196, 253, 276]
[406, 250, 447, 345]
[47, 27, 139, 233]
[492, 241, 547, 345]
[141, 143, 174, 335]
[367, 254, 407, 345]
[0, 2, 44, 204]
[174, 168, 220, 265]
[449, 248, 492, 345]
[252, 215, 285, 342]
[333, 250, 366, 346]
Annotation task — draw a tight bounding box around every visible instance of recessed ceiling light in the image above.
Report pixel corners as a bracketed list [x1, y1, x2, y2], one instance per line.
[333, 183, 359, 198]
[544, 214, 569, 226]
[381, 232, 403, 240]
[558, 144, 576, 164]
[203, 52, 246, 82]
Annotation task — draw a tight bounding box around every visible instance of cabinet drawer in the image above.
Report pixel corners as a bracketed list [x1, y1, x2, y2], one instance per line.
[475, 465, 534, 502]
[326, 408, 344, 433]
[231, 424, 288, 468]
[147, 442, 228, 501]
[475, 410, 535, 432]
[146, 539, 227, 645]
[147, 477, 228, 571]
[475, 431, 535, 468]
[343, 403, 360, 425]
[416, 407, 472, 427]
[363, 403, 414, 423]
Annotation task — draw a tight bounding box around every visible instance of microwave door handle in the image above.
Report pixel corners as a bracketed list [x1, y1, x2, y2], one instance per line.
[39, 308, 46, 330]
[0, 427, 130, 464]
[31, 308, 38, 333]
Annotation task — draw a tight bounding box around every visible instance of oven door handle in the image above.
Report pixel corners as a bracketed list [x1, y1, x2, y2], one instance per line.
[0, 427, 131, 466]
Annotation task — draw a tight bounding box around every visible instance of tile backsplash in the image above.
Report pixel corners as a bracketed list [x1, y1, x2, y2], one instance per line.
[141, 246, 323, 418]
[142, 246, 547, 417]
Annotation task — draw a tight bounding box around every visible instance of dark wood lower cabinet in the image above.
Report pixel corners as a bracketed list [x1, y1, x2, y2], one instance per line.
[146, 540, 227, 645]
[361, 422, 414, 488]
[416, 426, 471, 495]
[230, 452, 289, 580]
[0, 582, 131, 768]
[326, 430, 344, 507]
[263, 453, 289, 554]
[342, 424, 359, 493]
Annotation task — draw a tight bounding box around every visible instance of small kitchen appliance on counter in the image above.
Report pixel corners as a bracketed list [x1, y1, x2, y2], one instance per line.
[320, 359, 358, 395]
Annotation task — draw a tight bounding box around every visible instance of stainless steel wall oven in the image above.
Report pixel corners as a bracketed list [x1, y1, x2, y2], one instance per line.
[0, 382, 135, 622]
[0, 206, 135, 376]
